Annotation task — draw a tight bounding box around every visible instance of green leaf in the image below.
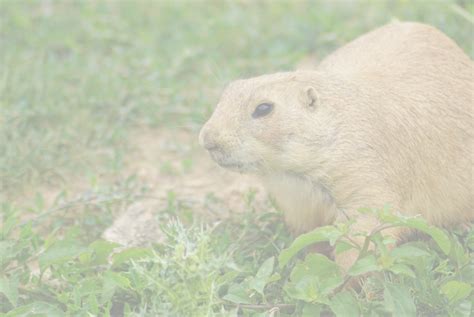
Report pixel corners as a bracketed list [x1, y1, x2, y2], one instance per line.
[330, 291, 360, 317]
[384, 282, 416, 317]
[39, 240, 87, 269]
[0, 275, 19, 307]
[389, 263, 416, 278]
[441, 281, 472, 304]
[347, 255, 381, 276]
[390, 244, 431, 259]
[378, 213, 451, 255]
[397, 217, 451, 255]
[279, 226, 342, 268]
[377, 209, 400, 223]
[249, 256, 274, 295]
[285, 278, 321, 303]
[112, 247, 153, 267]
[334, 241, 355, 255]
[223, 283, 253, 304]
[89, 239, 119, 265]
[448, 235, 470, 267]
[255, 256, 274, 279]
[106, 271, 131, 289]
[268, 273, 281, 283]
[285, 254, 343, 302]
[292, 254, 342, 290]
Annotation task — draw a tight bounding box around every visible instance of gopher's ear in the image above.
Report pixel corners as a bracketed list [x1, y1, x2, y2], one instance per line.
[302, 86, 320, 111]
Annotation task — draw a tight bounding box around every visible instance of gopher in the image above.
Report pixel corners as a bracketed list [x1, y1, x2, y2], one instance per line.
[199, 22, 473, 269]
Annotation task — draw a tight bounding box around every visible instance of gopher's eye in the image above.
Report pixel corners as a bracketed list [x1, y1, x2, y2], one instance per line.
[252, 103, 273, 119]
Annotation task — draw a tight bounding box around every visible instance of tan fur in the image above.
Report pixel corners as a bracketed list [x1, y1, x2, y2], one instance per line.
[199, 22, 473, 270]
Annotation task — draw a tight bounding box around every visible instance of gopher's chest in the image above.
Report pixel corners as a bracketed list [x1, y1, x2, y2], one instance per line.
[262, 173, 337, 234]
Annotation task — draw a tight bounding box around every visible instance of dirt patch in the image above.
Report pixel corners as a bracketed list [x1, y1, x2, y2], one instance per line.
[102, 127, 273, 246]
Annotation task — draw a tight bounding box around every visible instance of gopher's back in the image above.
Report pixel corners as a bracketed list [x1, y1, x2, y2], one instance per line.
[319, 22, 473, 225]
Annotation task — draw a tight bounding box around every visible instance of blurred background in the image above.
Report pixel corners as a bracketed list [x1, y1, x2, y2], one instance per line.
[1, 0, 473, 315]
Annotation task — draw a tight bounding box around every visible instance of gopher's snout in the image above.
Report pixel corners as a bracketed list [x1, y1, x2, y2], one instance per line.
[199, 126, 231, 166]
[199, 126, 220, 152]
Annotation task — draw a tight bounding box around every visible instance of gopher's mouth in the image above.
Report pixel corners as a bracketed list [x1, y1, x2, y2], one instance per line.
[215, 159, 260, 173]
[208, 151, 259, 173]
[218, 161, 243, 169]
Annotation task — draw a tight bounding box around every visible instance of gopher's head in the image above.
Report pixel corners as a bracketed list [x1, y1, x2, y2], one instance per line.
[199, 71, 335, 174]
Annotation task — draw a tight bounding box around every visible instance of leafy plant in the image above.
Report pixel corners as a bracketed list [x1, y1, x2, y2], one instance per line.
[2, 204, 472, 316]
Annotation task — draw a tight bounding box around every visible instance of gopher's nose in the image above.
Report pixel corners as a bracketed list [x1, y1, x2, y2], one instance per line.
[199, 127, 220, 151]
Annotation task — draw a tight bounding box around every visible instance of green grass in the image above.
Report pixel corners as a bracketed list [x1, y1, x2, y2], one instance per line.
[1, 0, 473, 316]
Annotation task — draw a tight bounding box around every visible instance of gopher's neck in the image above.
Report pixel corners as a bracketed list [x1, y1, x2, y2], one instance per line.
[261, 172, 338, 234]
